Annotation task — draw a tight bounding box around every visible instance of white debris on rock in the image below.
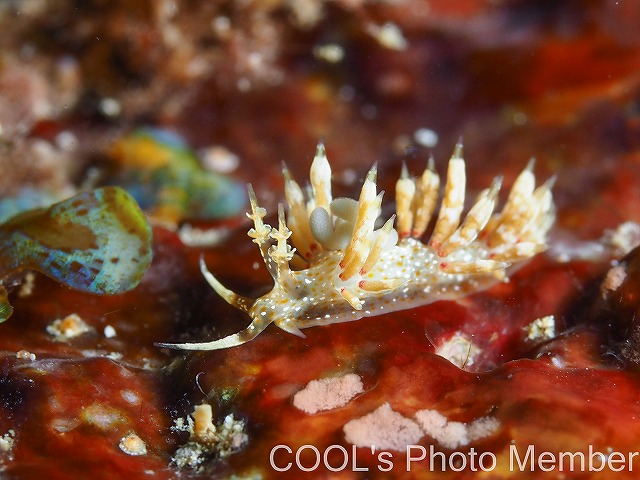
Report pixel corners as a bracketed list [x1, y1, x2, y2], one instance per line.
[550, 221, 640, 264]
[467, 416, 501, 442]
[343, 403, 423, 452]
[601, 265, 627, 299]
[605, 221, 640, 257]
[313, 44, 344, 63]
[55, 130, 78, 151]
[119, 432, 147, 456]
[99, 97, 122, 118]
[525, 315, 556, 341]
[548, 238, 606, 263]
[120, 389, 141, 406]
[81, 403, 127, 431]
[343, 403, 501, 452]
[366, 22, 408, 50]
[198, 145, 239, 173]
[415, 410, 500, 449]
[172, 441, 209, 469]
[293, 373, 364, 414]
[104, 325, 117, 338]
[172, 404, 248, 469]
[0, 430, 15, 453]
[415, 410, 468, 449]
[178, 224, 231, 247]
[18, 272, 36, 297]
[413, 128, 439, 148]
[50, 417, 80, 434]
[46, 313, 92, 341]
[16, 350, 36, 361]
[434, 332, 481, 368]
[287, 0, 324, 28]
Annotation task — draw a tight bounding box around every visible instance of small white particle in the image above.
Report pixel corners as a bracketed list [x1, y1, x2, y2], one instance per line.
[121, 389, 140, 405]
[119, 432, 147, 456]
[99, 97, 121, 117]
[237, 77, 251, 92]
[179, 224, 230, 247]
[104, 325, 117, 338]
[313, 43, 344, 63]
[435, 332, 481, 368]
[211, 16, 231, 36]
[16, 350, 36, 361]
[413, 128, 439, 148]
[18, 272, 36, 297]
[55, 131, 78, 151]
[525, 315, 556, 341]
[0, 430, 16, 453]
[198, 145, 240, 173]
[46, 313, 92, 341]
[366, 22, 408, 50]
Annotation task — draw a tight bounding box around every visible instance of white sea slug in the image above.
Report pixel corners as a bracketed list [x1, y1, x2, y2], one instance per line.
[159, 143, 555, 350]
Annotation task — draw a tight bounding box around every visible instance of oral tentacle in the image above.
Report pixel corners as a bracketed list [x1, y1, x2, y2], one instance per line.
[268, 204, 298, 288]
[200, 257, 254, 313]
[246, 184, 277, 279]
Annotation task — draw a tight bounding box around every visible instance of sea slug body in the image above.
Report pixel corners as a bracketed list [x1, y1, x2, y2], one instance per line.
[159, 143, 555, 350]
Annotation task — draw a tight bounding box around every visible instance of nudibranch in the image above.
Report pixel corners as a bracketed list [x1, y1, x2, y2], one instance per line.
[159, 143, 555, 350]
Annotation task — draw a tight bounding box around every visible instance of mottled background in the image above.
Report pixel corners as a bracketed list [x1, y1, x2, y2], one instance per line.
[1, 1, 640, 479]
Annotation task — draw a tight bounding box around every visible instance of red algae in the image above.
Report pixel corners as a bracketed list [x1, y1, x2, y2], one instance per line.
[2, 1, 640, 479]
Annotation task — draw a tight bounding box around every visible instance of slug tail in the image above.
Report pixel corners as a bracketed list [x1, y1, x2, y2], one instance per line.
[155, 317, 271, 350]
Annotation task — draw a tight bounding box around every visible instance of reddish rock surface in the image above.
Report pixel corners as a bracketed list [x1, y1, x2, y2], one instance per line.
[2, 1, 640, 479]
